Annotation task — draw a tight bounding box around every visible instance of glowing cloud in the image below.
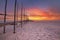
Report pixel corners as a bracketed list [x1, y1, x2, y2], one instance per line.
[26, 8, 60, 21]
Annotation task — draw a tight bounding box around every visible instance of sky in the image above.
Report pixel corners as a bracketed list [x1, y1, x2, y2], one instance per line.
[0, 0, 60, 21]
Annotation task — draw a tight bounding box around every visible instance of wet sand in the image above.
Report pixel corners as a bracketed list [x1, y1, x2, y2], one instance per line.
[0, 21, 60, 40]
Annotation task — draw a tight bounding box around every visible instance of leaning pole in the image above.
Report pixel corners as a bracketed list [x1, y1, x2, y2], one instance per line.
[3, 0, 7, 33]
[21, 2, 23, 28]
[13, 0, 17, 33]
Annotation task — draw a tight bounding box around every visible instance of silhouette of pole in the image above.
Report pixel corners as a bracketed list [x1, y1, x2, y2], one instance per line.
[13, 0, 17, 33]
[24, 8, 29, 22]
[21, 2, 23, 28]
[16, 2, 18, 23]
[23, 8, 25, 22]
[3, 0, 7, 33]
[24, 8, 27, 22]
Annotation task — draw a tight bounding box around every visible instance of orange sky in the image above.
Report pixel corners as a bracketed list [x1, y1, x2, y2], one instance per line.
[0, 8, 60, 21]
[26, 8, 60, 21]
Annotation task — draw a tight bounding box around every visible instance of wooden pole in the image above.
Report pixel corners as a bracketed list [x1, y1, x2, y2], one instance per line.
[21, 2, 23, 28]
[24, 8, 26, 23]
[17, 2, 18, 23]
[3, 0, 7, 33]
[13, 0, 17, 33]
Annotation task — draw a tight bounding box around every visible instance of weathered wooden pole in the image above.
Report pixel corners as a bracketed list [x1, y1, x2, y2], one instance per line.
[21, 2, 23, 28]
[13, 0, 17, 33]
[23, 8, 25, 23]
[24, 8, 27, 23]
[17, 2, 18, 23]
[3, 0, 7, 33]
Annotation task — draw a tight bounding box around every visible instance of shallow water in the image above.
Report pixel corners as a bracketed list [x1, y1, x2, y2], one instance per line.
[0, 21, 60, 40]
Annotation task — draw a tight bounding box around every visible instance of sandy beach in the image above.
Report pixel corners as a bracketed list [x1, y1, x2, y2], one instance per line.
[0, 21, 60, 40]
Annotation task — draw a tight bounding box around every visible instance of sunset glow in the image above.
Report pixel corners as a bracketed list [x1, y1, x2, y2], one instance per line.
[0, 8, 60, 21]
[26, 8, 60, 21]
[0, 0, 60, 21]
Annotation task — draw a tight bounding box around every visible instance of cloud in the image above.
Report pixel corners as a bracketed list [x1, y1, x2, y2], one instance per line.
[26, 7, 60, 20]
[48, 7, 60, 15]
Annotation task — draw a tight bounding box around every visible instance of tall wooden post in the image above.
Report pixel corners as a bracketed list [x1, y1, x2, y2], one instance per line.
[21, 2, 23, 28]
[24, 8, 26, 23]
[3, 0, 7, 33]
[13, 0, 17, 33]
[17, 2, 18, 23]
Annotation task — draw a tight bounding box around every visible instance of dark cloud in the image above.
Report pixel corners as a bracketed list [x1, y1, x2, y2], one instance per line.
[0, 0, 60, 14]
[48, 6, 60, 15]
